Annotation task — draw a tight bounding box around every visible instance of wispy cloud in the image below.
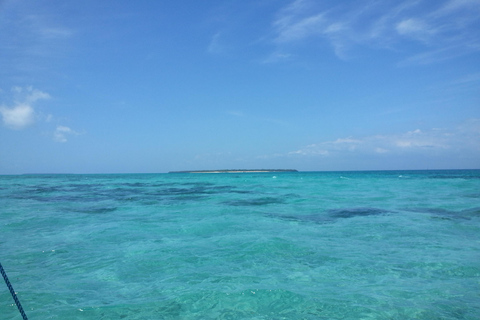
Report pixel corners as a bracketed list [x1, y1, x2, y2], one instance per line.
[53, 125, 79, 143]
[0, 1, 73, 78]
[207, 32, 224, 54]
[396, 18, 435, 41]
[274, 12, 326, 43]
[271, 0, 346, 57]
[433, 0, 480, 17]
[267, 0, 480, 63]
[262, 51, 293, 64]
[38, 26, 73, 39]
[226, 110, 244, 117]
[0, 86, 50, 130]
[451, 72, 480, 85]
[287, 119, 480, 158]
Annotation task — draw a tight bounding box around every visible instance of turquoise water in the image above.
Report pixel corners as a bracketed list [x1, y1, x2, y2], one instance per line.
[1, 170, 480, 319]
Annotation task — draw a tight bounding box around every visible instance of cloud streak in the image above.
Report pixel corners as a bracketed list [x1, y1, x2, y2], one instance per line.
[0, 1, 73, 81]
[268, 0, 480, 63]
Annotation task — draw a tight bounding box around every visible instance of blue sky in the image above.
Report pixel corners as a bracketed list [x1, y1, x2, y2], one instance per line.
[1, 0, 479, 173]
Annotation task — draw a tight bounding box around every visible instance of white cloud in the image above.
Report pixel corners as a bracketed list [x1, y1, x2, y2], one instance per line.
[1, 87, 80, 141]
[12, 86, 51, 103]
[0, 104, 35, 130]
[287, 120, 479, 158]
[53, 125, 78, 143]
[0, 86, 50, 130]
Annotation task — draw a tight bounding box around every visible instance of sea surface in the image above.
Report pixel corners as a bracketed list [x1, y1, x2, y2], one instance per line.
[1, 170, 480, 319]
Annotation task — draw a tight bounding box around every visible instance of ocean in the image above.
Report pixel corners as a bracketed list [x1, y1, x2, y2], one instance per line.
[1, 170, 479, 319]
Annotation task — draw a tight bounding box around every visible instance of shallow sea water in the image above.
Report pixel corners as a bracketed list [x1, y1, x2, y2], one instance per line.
[1, 170, 480, 319]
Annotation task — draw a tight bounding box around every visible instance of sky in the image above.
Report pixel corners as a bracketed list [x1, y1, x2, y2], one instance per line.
[1, 0, 479, 174]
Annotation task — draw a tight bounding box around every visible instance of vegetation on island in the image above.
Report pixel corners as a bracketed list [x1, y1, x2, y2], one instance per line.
[168, 169, 298, 173]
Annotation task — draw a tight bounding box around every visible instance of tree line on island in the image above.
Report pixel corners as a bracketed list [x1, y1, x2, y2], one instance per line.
[168, 169, 298, 173]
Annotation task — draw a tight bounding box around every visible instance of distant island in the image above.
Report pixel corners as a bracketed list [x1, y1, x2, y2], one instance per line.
[168, 169, 298, 173]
